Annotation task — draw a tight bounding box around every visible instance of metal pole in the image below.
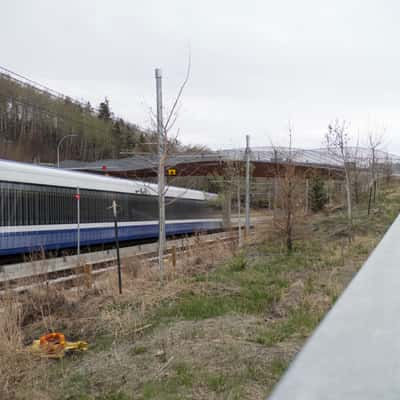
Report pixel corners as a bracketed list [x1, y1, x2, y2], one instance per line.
[112, 200, 122, 294]
[237, 177, 242, 247]
[76, 187, 80, 265]
[245, 134, 251, 237]
[273, 149, 278, 209]
[155, 68, 166, 284]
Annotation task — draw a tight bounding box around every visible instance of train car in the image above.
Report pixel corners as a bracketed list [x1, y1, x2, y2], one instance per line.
[0, 159, 222, 256]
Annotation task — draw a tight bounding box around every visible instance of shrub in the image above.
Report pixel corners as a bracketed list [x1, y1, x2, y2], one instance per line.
[310, 177, 328, 212]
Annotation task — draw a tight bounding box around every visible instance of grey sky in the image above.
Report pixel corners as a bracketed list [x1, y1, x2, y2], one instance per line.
[1, 0, 399, 151]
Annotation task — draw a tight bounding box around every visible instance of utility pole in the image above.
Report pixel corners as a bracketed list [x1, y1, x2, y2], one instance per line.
[155, 68, 166, 283]
[112, 200, 122, 294]
[245, 134, 251, 238]
[273, 149, 278, 209]
[237, 176, 242, 247]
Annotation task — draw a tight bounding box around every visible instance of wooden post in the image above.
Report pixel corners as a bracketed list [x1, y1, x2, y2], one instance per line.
[171, 245, 177, 267]
[83, 263, 93, 289]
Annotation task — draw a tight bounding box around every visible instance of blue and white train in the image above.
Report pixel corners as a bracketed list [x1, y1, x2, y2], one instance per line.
[0, 159, 222, 256]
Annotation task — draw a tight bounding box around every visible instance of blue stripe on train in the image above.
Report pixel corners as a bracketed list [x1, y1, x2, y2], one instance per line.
[0, 221, 223, 256]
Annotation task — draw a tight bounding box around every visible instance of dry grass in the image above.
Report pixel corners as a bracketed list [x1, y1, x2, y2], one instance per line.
[1, 184, 399, 399]
[0, 234, 237, 399]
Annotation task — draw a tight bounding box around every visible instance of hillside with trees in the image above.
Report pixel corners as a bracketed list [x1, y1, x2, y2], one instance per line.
[0, 69, 199, 164]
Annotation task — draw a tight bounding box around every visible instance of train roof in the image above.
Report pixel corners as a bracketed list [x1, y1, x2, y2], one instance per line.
[0, 159, 216, 201]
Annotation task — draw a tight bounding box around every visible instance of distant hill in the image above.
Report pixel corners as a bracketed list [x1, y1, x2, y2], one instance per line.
[0, 67, 206, 163]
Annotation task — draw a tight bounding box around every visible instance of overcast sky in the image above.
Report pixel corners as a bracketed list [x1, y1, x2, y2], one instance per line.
[1, 0, 399, 151]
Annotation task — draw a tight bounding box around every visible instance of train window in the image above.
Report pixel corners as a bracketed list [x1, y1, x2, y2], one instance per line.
[0, 181, 217, 227]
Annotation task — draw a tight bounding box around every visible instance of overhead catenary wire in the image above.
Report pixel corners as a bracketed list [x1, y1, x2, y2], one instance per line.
[0, 65, 144, 130]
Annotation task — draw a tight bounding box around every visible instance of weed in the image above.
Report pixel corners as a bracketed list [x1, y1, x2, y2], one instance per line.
[206, 374, 227, 392]
[62, 372, 91, 400]
[174, 361, 194, 386]
[255, 304, 321, 346]
[304, 276, 314, 294]
[245, 362, 271, 384]
[91, 335, 115, 353]
[229, 252, 247, 271]
[130, 345, 147, 356]
[97, 393, 131, 400]
[141, 362, 194, 399]
[154, 293, 232, 321]
[270, 357, 289, 377]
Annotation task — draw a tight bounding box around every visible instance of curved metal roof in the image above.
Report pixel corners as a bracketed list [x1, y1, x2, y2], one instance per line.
[60, 147, 400, 174]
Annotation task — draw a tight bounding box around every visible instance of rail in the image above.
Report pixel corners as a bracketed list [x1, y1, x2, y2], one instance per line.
[0, 230, 243, 293]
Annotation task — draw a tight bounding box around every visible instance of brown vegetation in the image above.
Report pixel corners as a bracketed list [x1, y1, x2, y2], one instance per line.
[1, 180, 399, 399]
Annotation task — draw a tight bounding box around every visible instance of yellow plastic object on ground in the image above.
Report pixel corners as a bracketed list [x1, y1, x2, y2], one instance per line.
[30, 332, 88, 359]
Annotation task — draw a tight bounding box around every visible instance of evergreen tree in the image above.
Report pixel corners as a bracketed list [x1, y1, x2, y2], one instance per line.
[111, 119, 122, 157]
[85, 101, 93, 113]
[98, 97, 111, 120]
[310, 176, 328, 212]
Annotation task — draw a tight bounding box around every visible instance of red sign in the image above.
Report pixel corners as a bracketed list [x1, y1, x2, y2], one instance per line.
[74, 194, 81, 200]
[102, 165, 107, 171]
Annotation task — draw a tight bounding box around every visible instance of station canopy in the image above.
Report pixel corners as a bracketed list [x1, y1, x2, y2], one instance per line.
[60, 146, 400, 179]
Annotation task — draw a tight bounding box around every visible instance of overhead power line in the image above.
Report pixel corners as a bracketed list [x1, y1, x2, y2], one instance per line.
[0, 65, 89, 109]
[0, 64, 139, 126]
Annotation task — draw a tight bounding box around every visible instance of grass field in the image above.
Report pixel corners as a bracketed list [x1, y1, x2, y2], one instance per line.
[1, 183, 400, 400]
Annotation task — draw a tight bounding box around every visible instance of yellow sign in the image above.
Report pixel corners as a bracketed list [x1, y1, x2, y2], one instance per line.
[167, 168, 177, 176]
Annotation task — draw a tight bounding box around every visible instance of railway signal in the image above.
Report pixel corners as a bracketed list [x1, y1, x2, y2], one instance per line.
[167, 168, 177, 176]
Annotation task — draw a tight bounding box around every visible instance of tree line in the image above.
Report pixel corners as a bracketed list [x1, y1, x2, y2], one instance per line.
[271, 121, 395, 252]
[0, 74, 200, 163]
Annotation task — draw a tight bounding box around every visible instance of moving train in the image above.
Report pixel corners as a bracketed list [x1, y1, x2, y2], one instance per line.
[0, 159, 222, 256]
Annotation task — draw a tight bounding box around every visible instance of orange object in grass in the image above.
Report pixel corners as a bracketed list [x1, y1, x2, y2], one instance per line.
[39, 332, 66, 354]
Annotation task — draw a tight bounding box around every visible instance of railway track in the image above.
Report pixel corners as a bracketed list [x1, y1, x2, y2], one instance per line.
[0, 230, 244, 293]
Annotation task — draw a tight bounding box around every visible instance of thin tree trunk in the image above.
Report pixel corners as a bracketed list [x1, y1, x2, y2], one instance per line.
[344, 169, 352, 239]
[368, 185, 373, 216]
[286, 179, 293, 252]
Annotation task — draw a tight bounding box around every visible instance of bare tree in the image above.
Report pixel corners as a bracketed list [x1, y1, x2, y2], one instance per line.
[207, 159, 243, 236]
[382, 153, 393, 186]
[272, 125, 306, 252]
[367, 129, 384, 211]
[349, 134, 363, 205]
[154, 56, 192, 283]
[326, 120, 353, 238]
